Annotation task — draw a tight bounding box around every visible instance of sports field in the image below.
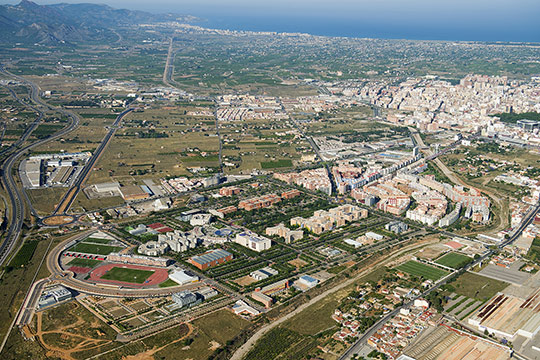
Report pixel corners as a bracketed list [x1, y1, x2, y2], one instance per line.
[67, 258, 102, 268]
[397, 260, 449, 281]
[84, 237, 113, 244]
[101, 267, 155, 284]
[69, 242, 123, 255]
[435, 252, 472, 269]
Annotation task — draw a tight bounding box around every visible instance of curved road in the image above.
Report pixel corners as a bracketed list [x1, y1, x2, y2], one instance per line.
[0, 67, 81, 266]
[50, 107, 134, 216]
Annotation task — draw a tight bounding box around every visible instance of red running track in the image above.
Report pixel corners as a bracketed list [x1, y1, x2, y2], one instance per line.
[69, 266, 92, 274]
[89, 263, 169, 288]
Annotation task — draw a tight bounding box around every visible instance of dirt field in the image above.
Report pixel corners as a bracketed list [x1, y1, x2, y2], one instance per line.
[288, 258, 308, 269]
[32, 301, 116, 360]
[416, 244, 448, 260]
[234, 275, 258, 286]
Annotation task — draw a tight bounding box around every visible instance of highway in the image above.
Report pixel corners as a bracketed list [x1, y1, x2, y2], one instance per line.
[0, 66, 80, 267]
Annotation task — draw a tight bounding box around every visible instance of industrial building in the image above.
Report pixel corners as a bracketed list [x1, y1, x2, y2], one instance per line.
[119, 185, 150, 201]
[468, 290, 540, 340]
[188, 249, 233, 270]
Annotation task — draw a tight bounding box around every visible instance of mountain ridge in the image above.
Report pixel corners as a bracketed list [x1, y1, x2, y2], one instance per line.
[0, 0, 194, 45]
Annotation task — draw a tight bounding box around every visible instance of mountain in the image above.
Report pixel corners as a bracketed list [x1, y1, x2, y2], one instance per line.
[0, 0, 194, 45]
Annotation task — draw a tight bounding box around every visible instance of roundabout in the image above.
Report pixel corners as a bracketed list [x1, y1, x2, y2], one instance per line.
[41, 214, 77, 227]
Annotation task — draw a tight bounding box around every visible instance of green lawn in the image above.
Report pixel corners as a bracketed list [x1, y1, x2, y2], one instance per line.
[67, 258, 102, 268]
[397, 261, 449, 281]
[435, 253, 472, 269]
[69, 242, 123, 255]
[158, 279, 179, 288]
[260, 159, 293, 169]
[101, 267, 154, 284]
[84, 237, 113, 244]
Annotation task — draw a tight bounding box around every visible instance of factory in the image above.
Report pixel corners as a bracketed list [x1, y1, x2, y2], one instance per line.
[22, 152, 90, 188]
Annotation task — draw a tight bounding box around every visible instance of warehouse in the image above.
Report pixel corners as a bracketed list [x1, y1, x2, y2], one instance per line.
[468, 290, 540, 340]
[188, 249, 233, 270]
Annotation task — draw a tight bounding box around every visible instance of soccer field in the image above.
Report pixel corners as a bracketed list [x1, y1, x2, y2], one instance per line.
[69, 242, 123, 255]
[397, 260, 449, 281]
[101, 267, 155, 284]
[435, 252, 472, 269]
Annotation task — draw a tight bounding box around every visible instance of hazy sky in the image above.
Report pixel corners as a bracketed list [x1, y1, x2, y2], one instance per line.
[3, 0, 540, 42]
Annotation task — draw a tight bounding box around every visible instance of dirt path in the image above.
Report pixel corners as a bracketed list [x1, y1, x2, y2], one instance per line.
[122, 323, 193, 360]
[230, 238, 440, 360]
[33, 305, 113, 360]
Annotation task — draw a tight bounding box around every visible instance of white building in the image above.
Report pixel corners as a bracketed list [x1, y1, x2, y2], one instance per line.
[234, 231, 272, 252]
[169, 269, 199, 285]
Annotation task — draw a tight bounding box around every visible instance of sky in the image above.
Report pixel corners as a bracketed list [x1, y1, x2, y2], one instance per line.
[3, 0, 540, 42]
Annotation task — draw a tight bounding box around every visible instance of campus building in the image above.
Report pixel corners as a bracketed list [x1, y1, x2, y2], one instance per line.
[188, 249, 233, 270]
[234, 231, 272, 252]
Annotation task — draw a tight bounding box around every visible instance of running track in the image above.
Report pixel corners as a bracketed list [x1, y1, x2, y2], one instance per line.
[89, 264, 169, 288]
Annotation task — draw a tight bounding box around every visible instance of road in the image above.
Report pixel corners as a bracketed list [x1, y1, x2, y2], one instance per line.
[230, 238, 440, 360]
[338, 199, 540, 360]
[49, 107, 134, 217]
[288, 115, 336, 194]
[0, 66, 80, 267]
[163, 37, 176, 87]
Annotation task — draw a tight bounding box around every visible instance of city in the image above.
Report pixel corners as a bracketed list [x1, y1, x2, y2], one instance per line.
[0, 1, 539, 360]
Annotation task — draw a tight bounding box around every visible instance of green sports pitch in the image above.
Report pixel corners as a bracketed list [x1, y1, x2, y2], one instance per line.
[435, 252, 472, 269]
[69, 242, 123, 255]
[397, 260, 450, 281]
[101, 267, 155, 284]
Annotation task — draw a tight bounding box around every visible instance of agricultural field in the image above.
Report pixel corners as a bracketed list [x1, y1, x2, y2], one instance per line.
[100, 267, 155, 284]
[435, 252, 473, 269]
[397, 260, 450, 281]
[85, 106, 221, 185]
[219, 117, 311, 174]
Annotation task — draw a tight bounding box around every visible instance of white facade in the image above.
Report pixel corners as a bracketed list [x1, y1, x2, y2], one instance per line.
[235, 231, 272, 252]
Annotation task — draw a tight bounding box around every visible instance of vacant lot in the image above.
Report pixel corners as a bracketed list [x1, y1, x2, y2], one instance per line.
[450, 272, 509, 301]
[435, 252, 472, 269]
[101, 267, 154, 284]
[397, 260, 450, 281]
